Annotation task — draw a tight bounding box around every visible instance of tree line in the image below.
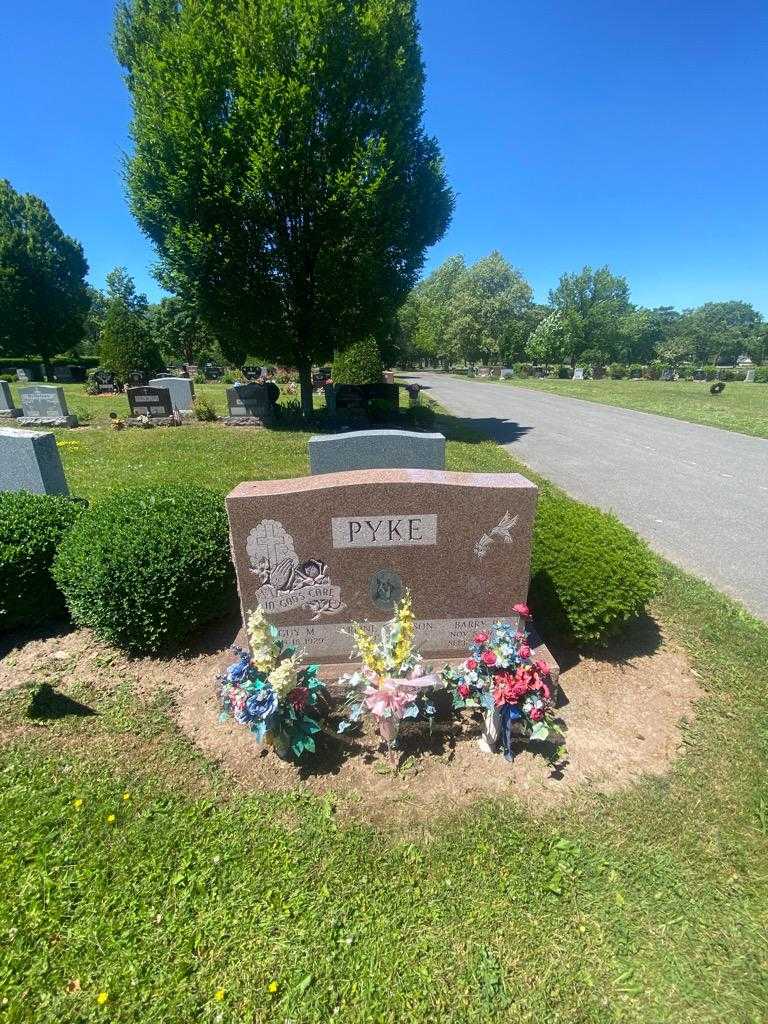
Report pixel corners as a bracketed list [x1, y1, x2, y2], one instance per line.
[396, 252, 767, 369]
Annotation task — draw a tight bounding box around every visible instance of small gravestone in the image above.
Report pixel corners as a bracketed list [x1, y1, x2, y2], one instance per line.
[573, 368, 585, 380]
[309, 429, 446, 475]
[745, 369, 756, 383]
[92, 370, 117, 394]
[0, 381, 21, 418]
[127, 370, 148, 387]
[126, 385, 175, 424]
[500, 368, 515, 379]
[203, 364, 224, 381]
[693, 370, 706, 381]
[0, 427, 69, 495]
[148, 376, 195, 413]
[404, 382, 422, 406]
[661, 368, 675, 381]
[18, 386, 78, 427]
[53, 364, 87, 383]
[224, 383, 275, 426]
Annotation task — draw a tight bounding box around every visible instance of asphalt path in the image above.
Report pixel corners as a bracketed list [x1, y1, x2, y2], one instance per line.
[412, 372, 768, 621]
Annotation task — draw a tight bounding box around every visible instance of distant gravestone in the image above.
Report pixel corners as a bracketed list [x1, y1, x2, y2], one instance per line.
[224, 383, 275, 426]
[0, 427, 69, 495]
[661, 368, 675, 381]
[203, 364, 224, 380]
[693, 370, 706, 381]
[745, 369, 756, 383]
[573, 368, 585, 380]
[0, 381, 20, 418]
[92, 370, 117, 393]
[127, 370, 148, 387]
[148, 376, 195, 413]
[500, 368, 515, 379]
[53, 364, 87, 383]
[309, 429, 446, 475]
[18, 386, 78, 427]
[126, 385, 174, 420]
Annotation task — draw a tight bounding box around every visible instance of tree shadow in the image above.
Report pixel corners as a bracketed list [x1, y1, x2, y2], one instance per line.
[0, 620, 75, 661]
[27, 683, 96, 721]
[434, 412, 532, 447]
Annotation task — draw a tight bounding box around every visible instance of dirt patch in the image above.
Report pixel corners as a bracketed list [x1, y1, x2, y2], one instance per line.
[0, 614, 701, 827]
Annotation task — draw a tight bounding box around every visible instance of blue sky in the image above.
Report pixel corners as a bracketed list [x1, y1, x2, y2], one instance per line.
[2, 0, 767, 312]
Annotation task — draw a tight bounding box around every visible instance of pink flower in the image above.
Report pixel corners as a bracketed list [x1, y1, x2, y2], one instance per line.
[457, 682, 471, 699]
[465, 658, 478, 671]
[513, 603, 531, 618]
[474, 631, 489, 644]
[363, 682, 415, 721]
[518, 644, 531, 659]
[493, 672, 529, 705]
[534, 659, 550, 677]
[530, 707, 544, 722]
[481, 650, 497, 667]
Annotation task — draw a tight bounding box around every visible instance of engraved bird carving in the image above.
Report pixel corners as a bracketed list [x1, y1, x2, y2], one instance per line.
[474, 512, 519, 559]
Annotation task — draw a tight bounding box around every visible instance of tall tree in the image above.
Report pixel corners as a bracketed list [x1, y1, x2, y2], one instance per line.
[150, 294, 216, 365]
[450, 251, 533, 365]
[98, 267, 162, 383]
[115, 0, 454, 412]
[0, 179, 89, 377]
[548, 266, 632, 365]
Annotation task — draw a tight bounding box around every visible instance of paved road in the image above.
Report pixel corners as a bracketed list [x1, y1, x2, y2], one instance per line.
[412, 372, 768, 620]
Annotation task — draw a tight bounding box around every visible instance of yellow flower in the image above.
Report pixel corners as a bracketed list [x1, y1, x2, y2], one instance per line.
[393, 592, 414, 666]
[97, 991, 109, 1005]
[352, 625, 385, 676]
[267, 655, 298, 698]
[268, 980, 279, 993]
[122, 792, 130, 801]
[106, 814, 116, 825]
[214, 989, 225, 1001]
[73, 798, 83, 810]
[248, 607, 278, 672]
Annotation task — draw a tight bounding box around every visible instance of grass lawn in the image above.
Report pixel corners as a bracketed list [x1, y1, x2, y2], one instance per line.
[1, 398, 767, 1023]
[485, 375, 768, 439]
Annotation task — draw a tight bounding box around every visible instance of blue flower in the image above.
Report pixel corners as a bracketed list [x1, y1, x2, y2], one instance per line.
[245, 687, 279, 722]
[226, 655, 250, 685]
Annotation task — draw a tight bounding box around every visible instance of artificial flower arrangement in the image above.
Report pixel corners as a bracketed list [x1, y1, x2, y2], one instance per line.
[219, 607, 325, 760]
[443, 604, 563, 762]
[336, 592, 442, 762]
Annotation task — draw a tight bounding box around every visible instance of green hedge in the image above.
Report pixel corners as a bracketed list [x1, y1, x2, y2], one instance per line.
[53, 486, 236, 654]
[530, 492, 659, 644]
[332, 338, 384, 384]
[0, 492, 84, 632]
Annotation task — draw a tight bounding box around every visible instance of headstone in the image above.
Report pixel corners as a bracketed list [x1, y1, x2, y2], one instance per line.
[203, 364, 224, 381]
[573, 368, 585, 380]
[226, 469, 555, 672]
[18, 386, 78, 427]
[404, 382, 422, 406]
[661, 368, 675, 382]
[224, 383, 275, 426]
[52, 364, 87, 383]
[0, 427, 69, 495]
[500, 368, 515, 379]
[383, 371, 395, 384]
[745, 369, 756, 383]
[243, 365, 261, 381]
[16, 365, 43, 382]
[309, 430, 446, 475]
[330, 383, 399, 417]
[127, 370, 148, 387]
[692, 370, 706, 381]
[0, 381, 20, 418]
[126, 385, 174, 420]
[92, 370, 117, 393]
[148, 376, 195, 413]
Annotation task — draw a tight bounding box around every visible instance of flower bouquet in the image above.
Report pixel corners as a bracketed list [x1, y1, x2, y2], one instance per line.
[337, 592, 442, 763]
[219, 607, 325, 760]
[443, 604, 563, 762]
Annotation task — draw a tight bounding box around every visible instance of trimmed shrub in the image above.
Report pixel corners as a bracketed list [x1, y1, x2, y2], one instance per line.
[193, 395, 218, 421]
[628, 363, 644, 378]
[643, 362, 661, 380]
[332, 338, 384, 385]
[608, 363, 626, 379]
[556, 364, 572, 379]
[703, 365, 718, 381]
[755, 367, 768, 383]
[53, 486, 236, 654]
[513, 362, 533, 377]
[0, 492, 84, 632]
[530, 492, 659, 645]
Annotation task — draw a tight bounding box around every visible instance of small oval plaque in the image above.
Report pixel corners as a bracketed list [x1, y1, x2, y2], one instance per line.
[368, 569, 403, 610]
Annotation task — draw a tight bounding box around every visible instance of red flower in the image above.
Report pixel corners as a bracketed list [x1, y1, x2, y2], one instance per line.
[457, 682, 471, 699]
[493, 672, 529, 705]
[466, 658, 478, 671]
[518, 644, 531, 659]
[481, 650, 497, 667]
[287, 686, 309, 711]
[530, 707, 544, 722]
[474, 631, 490, 644]
[513, 603, 531, 618]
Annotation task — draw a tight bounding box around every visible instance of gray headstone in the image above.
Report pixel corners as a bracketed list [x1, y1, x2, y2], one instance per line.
[127, 385, 174, 418]
[661, 368, 675, 381]
[0, 427, 69, 495]
[226, 383, 273, 418]
[500, 368, 515, 379]
[745, 369, 756, 383]
[573, 368, 585, 380]
[18, 386, 78, 427]
[309, 429, 446, 475]
[0, 381, 20, 417]
[148, 376, 194, 413]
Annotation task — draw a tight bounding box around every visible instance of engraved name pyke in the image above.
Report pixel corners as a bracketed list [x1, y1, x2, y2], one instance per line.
[331, 514, 437, 548]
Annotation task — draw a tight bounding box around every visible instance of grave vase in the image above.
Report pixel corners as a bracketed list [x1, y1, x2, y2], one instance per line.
[478, 706, 501, 755]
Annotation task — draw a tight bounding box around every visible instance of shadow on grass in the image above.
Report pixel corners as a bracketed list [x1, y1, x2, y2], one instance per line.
[27, 683, 96, 720]
[0, 619, 75, 661]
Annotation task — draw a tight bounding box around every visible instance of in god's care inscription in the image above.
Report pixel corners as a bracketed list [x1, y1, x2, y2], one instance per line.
[226, 469, 538, 662]
[332, 514, 437, 548]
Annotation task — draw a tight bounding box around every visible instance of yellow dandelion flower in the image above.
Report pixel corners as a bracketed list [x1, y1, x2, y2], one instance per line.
[96, 991, 109, 1005]
[122, 792, 130, 801]
[106, 814, 116, 825]
[73, 798, 83, 810]
[268, 980, 279, 993]
[214, 989, 225, 1001]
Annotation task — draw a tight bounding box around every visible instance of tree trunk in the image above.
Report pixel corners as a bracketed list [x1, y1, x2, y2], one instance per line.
[298, 359, 313, 417]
